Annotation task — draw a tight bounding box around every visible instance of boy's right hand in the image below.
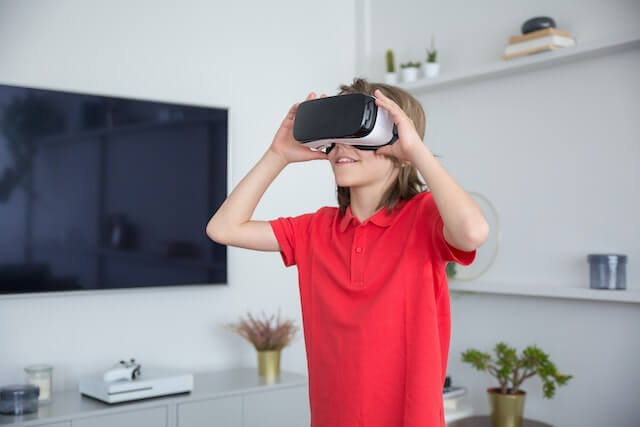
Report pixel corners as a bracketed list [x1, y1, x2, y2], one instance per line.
[269, 92, 330, 164]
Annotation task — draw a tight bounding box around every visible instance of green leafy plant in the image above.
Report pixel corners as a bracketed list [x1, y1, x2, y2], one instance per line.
[400, 61, 421, 68]
[462, 342, 573, 399]
[385, 49, 396, 73]
[426, 34, 438, 63]
[446, 262, 457, 279]
[0, 92, 65, 202]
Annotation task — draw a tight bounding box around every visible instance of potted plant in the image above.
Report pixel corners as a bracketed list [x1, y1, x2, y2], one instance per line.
[424, 34, 440, 78]
[384, 49, 398, 84]
[462, 342, 572, 427]
[400, 61, 421, 83]
[223, 308, 299, 381]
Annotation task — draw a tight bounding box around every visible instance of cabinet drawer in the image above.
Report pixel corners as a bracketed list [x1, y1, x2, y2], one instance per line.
[72, 406, 167, 427]
[243, 385, 310, 427]
[177, 395, 242, 427]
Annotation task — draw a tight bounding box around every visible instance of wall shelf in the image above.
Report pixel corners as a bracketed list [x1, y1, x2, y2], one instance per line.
[448, 281, 640, 304]
[397, 33, 640, 93]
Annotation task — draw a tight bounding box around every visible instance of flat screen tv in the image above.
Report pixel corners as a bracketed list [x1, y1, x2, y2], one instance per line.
[0, 83, 228, 294]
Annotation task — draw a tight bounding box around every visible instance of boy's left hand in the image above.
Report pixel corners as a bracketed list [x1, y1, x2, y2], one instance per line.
[372, 88, 425, 166]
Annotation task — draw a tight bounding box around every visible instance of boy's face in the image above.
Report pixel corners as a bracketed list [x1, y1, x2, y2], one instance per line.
[327, 143, 399, 188]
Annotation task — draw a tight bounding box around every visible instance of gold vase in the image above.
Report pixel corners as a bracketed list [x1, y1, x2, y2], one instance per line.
[487, 387, 526, 427]
[257, 349, 281, 378]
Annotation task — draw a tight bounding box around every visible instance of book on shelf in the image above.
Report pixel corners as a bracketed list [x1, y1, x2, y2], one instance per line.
[508, 27, 573, 44]
[502, 28, 576, 60]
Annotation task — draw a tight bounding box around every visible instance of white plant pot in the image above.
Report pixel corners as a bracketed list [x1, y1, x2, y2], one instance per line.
[401, 67, 419, 83]
[424, 62, 440, 78]
[384, 72, 398, 85]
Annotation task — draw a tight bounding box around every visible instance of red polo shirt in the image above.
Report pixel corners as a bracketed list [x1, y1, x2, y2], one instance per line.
[269, 190, 476, 427]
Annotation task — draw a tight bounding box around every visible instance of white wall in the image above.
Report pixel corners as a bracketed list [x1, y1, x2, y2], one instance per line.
[1, 1, 639, 426]
[0, 0, 355, 390]
[364, 1, 640, 426]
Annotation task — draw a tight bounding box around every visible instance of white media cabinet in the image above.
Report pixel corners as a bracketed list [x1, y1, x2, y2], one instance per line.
[0, 368, 310, 427]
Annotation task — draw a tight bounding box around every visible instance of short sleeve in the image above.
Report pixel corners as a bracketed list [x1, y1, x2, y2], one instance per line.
[269, 212, 316, 267]
[420, 192, 477, 266]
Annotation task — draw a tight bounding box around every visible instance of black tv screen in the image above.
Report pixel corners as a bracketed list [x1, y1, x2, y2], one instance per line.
[0, 83, 227, 294]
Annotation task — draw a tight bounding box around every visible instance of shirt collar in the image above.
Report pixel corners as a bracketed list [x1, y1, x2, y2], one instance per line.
[339, 198, 410, 232]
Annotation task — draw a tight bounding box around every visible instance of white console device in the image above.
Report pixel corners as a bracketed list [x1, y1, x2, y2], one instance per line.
[79, 365, 193, 404]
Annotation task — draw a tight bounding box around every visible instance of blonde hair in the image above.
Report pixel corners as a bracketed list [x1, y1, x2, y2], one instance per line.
[335, 77, 437, 216]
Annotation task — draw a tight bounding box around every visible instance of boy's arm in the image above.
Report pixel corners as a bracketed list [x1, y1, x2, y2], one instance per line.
[411, 144, 489, 252]
[206, 91, 328, 252]
[206, 148, 288, 252]
[371, 87, 488, 253]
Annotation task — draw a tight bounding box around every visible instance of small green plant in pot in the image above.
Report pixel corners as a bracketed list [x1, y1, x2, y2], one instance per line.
[384, 49, 398, 84]
[424, 34, 440, 78]
[462, 342, 572, 427]
[399, 61, 421, 83]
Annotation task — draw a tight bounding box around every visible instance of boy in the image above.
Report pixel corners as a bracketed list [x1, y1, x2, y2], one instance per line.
[206, 77, 489, 427]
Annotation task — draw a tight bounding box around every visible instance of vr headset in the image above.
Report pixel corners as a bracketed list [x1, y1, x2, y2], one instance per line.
[293, 93, 398, 154]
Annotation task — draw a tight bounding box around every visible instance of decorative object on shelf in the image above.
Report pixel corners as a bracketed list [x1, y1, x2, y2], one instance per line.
[0, 384, 40, 415]
[587, 254, 627, 290]
[384, 49, 398, 84]
[400, 61, 421, 83]
[223, 308, 300, 381]
[446, 191, 501, 282]
[24, 364, 53, 404]
[503, 19, 576, 60]
[424, 34, 440, 78]
[0, 93, 65, 203]
[461, 342, 572, 427]
[521, 16, 556, 34]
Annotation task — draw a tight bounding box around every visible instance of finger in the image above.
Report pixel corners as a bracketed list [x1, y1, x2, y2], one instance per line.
[320, 93, 327, 98]
[374, 89, 404, 114]
[291, 91, 316, 117]
[373, 88, 386, 99]
[374, 89, 398, 111]
[286, 102, 300, 121]
[374, 95, 409, 125]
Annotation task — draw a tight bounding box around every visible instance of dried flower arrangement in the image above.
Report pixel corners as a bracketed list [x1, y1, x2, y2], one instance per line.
[223, 308, 300, 351]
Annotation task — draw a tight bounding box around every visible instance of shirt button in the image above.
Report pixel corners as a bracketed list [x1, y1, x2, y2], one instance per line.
[356, 247, 362, 253]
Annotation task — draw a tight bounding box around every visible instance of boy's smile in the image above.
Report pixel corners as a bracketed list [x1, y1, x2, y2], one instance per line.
[328, 143, 400, 190]
[329, 145, 360, 165]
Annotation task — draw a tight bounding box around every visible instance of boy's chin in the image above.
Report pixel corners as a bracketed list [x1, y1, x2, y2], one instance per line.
[335, 176, 367, 188]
